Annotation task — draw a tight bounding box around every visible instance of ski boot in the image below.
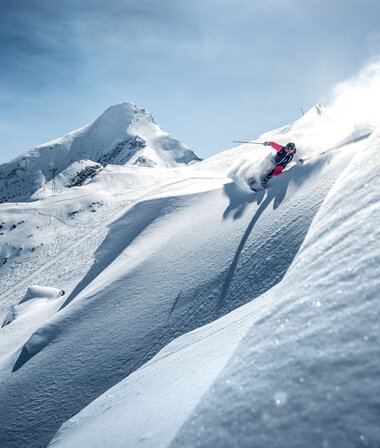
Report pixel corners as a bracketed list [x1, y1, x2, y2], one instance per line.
[261, 173, 271, 189]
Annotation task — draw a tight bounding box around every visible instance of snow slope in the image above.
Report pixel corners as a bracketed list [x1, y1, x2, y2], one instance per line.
[50, 126, 380, 448]
[0, 105, 377, 448]
[0, 286, 66, 377]
[0, 164, 181, 312]
[0, 102, 200, 203]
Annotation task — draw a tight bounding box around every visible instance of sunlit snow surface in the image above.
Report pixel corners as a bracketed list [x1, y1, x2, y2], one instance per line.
[0, 105, 378, 448]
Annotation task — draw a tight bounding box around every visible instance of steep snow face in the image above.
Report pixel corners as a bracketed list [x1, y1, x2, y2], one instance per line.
[0, 105, 375, 448]
[169, 126, 380, 448]
[0, 103, 200, 203]
[49, 127, 380, 448]
[0, 133, 371, 447]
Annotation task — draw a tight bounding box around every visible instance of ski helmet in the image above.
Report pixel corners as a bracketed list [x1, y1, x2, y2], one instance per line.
[286, 142, 296, 152]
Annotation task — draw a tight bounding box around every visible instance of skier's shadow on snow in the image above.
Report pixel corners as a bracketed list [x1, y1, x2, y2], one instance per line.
[219, 161, 322, 309]
[222, 169, 295, 221]
[222, 183, 259, 220]
[219, 183, 282, 310]
[222, 175, 288, 221]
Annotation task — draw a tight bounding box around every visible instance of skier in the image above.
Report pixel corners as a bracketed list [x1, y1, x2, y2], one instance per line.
[260, 141, 297, 188]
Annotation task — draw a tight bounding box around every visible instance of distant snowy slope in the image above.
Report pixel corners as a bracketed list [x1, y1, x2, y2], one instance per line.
[259, 103, 374, 156]
[0, 164, 187, 317]
[0, 102, 200, 202]
[49, 127, 380, 448]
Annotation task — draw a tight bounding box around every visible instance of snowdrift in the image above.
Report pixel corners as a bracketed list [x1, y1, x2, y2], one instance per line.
[0, 286, 66, 377]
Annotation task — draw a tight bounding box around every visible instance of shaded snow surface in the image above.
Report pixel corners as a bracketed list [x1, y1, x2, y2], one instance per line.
[49, 129, 380, 448]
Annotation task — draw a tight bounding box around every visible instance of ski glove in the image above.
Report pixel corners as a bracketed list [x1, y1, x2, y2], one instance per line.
[263, 142, 269, 146]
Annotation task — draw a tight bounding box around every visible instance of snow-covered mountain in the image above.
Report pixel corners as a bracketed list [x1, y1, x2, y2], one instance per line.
[0, 102, 200, 203]
[0, 104, 379, 448]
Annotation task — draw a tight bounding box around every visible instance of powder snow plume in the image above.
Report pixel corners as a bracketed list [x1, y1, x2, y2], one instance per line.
[228, 148, 274, 191]
[329, 58, 380, 131]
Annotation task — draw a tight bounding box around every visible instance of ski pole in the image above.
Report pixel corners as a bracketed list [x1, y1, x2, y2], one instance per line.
[232, 140, 266, 145]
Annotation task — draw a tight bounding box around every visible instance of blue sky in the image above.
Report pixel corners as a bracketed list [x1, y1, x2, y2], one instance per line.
[1, 0, 380, 162]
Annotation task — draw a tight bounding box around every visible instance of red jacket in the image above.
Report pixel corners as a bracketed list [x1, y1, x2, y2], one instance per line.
[266, 141, 296, 176]
[267, 141, 284, 152]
